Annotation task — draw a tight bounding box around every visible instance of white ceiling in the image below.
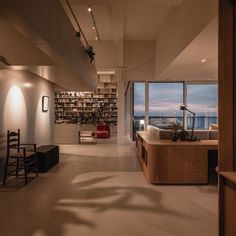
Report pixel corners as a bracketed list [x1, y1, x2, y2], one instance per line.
[65, 0, 182, 41]
[63, 0, 218, 82]
[160, 18, 218, 81]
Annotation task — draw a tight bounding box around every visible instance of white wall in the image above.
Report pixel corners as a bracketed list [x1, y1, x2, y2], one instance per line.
[0, 70, 55, 169]
[93, 41, 119, 70]
[92, 40, 156, 143]
[124, 40, 155, 81]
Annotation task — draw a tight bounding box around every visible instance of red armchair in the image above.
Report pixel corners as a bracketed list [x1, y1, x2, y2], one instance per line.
[96, 124, 110, 139]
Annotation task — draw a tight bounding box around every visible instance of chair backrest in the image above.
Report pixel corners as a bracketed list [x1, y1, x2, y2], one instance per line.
[7, 129, 20, 155]
[97, 124, 107, 131]
[96, 124, 110, 134]
[0, 133, 6, 159]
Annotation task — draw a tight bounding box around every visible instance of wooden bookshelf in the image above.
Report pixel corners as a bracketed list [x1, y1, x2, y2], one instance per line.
[55, 74, 117, 126]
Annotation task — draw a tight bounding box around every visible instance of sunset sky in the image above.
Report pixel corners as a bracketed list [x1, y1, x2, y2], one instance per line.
[133, 83, 218, 117]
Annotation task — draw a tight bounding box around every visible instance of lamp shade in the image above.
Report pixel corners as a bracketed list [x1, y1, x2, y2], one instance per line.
[180, 104, 186, 110]
[140, 119, 145, 125]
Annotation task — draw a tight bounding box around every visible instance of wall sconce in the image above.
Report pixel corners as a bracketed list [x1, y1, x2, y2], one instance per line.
[42, 96, 49, 112]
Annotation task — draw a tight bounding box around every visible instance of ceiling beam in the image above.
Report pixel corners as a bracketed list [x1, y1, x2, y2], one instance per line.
[110, 6, 125, 43]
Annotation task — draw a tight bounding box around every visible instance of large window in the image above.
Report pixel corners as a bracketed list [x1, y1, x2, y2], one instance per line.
[133, 82, 145, 117]
[149, 82, 184, 128]
[131, 82, 218, 139]
[133, 82, 145, 138]
[187, 84, 218, 130]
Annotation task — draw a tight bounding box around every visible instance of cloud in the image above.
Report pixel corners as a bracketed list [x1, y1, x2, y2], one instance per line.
[133, 83, 218, 117]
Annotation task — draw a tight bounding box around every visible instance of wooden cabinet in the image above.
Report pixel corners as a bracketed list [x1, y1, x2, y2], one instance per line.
[219, 172, 236, 236]
[136, 131, 218, 184]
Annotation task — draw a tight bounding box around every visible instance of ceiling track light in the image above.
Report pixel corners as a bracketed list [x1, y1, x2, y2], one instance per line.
[88, 6, 92, 12]
[65, 0, 89, 47]
[88, 5, 100, 41]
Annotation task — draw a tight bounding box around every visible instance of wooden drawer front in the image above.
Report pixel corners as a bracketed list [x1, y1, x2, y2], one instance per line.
[148, 148, 168, 183]
[166, 148, 208, 183]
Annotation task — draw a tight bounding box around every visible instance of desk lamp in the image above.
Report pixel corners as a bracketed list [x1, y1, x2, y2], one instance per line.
[180, 105, 197, 141]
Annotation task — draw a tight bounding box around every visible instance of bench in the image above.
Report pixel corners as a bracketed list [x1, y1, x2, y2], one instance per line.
[37, 145, 59, 173]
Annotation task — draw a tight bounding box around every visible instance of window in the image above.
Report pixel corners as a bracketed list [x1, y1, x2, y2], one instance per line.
[133, 82, 145, 139]
[149, 82, 184, 128]
[131, 82, 218, 140]
[187, 84, 218, 129]
[133, 82, 145, 117]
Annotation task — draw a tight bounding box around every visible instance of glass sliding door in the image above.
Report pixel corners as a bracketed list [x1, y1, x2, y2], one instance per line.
[186, 84, 218, 130]
[149, 82, 184, 128]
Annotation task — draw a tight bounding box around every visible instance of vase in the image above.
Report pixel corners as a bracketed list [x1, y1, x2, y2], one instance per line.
[171, 132, 178, 141]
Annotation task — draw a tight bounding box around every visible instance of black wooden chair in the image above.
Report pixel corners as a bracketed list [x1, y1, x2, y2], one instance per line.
[2, 129, 38, 185]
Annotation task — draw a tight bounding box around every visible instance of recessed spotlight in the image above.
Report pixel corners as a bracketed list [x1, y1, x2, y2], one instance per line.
[201, 58, 206, 63]
[92, 26, 95, 30]
[88, 6, 92, 12]
[95, 36, 98, 40]
[22, 83, 32, 88]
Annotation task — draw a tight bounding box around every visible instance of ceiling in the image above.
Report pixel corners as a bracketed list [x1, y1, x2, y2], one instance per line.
[64, 0, 182, 41]
[62, 0, 218, 82]
[160, 18, 218, 81]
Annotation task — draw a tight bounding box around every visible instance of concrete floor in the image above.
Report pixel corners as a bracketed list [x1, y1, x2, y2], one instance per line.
[0, 140, 218, 236]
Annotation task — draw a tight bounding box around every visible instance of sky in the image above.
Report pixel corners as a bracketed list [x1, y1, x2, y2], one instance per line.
[133, 83, 218, 117]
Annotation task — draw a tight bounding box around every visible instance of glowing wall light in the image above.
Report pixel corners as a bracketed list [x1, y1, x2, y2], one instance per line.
[3, 85, 27, 135]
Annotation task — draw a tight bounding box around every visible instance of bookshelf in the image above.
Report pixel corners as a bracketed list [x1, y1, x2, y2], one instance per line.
[55, 74, 117, 126]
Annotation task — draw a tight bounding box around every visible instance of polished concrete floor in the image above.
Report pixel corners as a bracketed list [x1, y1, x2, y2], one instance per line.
[0, 140, 218, 236]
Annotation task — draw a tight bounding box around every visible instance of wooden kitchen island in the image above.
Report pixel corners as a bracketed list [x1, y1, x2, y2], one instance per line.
[136, 131, 218, 184]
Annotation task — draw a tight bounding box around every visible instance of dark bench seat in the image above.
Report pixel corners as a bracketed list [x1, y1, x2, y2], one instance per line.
[36, 145, 59, 172]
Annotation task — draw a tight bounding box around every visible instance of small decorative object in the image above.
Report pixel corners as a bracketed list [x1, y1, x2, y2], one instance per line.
[179, 129, 190, 141]
[42, 96, 49, 112]
[76, 31, 81, 38]
[84, 45, 95, 63]
[168, 121, 182, 141]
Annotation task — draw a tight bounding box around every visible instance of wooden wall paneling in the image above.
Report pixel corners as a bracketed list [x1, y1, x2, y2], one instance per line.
[219, 173, 236, 236]
[234, 0, 236, 171]
[219, 0, 234, 171]
[219, 1, 236, 235]
[148, 145, 168, 184]
[167, 147, 208, 184]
